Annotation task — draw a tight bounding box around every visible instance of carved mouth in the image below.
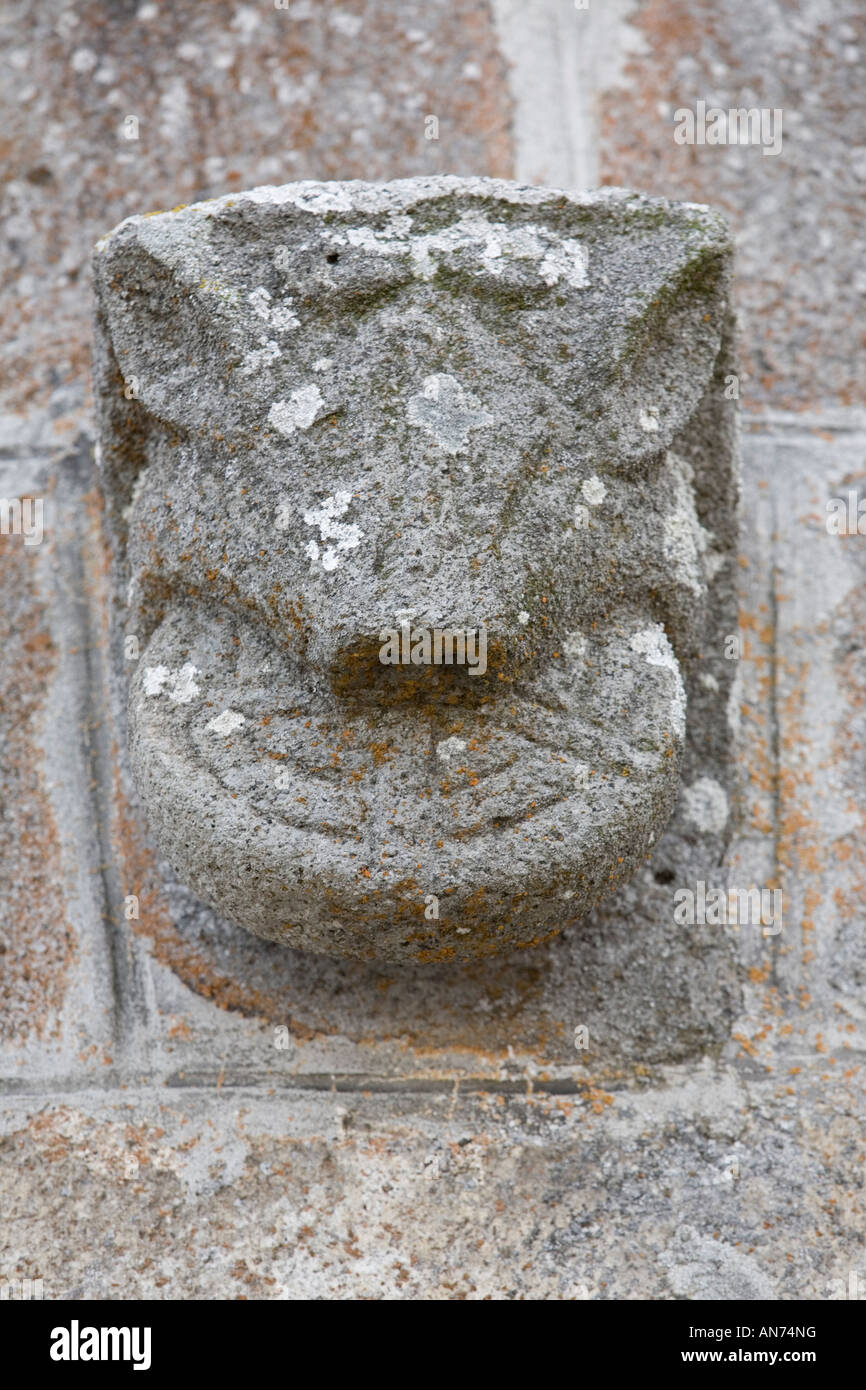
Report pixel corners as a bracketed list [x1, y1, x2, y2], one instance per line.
[128, 600, 685, 960]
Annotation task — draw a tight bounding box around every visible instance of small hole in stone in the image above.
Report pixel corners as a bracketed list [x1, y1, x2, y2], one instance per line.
[654, 867, 675, 885]
[326, 252, 339, 264]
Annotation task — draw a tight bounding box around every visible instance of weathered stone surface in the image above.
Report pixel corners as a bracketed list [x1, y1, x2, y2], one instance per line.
[1, 1060, 861, 1300]
[93, 176, 738, 961]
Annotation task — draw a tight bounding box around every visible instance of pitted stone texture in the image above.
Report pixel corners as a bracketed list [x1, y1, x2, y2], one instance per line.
[94, 177, 739, 961]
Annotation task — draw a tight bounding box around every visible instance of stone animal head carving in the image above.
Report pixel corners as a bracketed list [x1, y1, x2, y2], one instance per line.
[94, 177, 738, 962]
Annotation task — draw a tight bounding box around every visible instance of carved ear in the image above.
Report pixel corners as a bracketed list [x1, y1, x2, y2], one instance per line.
[93, 214, 295, 537]
[567, 208, 732, 469]
[93, 223, 246, 436]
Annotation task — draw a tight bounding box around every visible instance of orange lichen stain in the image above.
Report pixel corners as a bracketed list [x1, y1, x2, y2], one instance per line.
[585, 1087, 615, 1115]
[167, 1018, 193, 1041]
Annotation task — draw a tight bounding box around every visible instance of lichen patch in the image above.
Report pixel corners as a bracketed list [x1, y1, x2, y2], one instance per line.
[268, 385, 326, 436]
[206, 709, 246, 735]
[303, 491, 364, 572]
[407, 374, 493, 455]
[143, 663, 201, 703]
[581, 475, 607, 507]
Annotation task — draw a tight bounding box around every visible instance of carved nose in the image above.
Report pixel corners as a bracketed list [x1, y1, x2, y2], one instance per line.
[302, 543, 539, 696]
[303, 528, 528, 691]
[313, 605, 511, 701]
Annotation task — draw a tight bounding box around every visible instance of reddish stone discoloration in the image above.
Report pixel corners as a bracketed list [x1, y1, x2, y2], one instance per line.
[0, 537, 74, 1041]
[2, 1069, 863, 1298]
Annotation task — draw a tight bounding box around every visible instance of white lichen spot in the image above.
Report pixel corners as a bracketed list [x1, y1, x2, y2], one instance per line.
[322, 212, 588, 288]
[248, 288, 273, 319]
[268, 385, 326, 436]
[144, 663, 200, 704]
[339, 215, 412, 258]
[312, 357, 333, 372]
[640, 406, 660, 432]
[539, 238, 588, 288]
[274, 767, 292, 789]
[303, 491, 363, 572]
[406, 374, 493, 455]
[248, 286, 299, 331]
[268, 301, 299, 331]
[251, 183, 355, 214]
[143, 665, 170, 696]
[573, 502, 589, 529]
[169, 663, 200, 704]
[682, 776, 729, 835]
[572, 760, 591, 788]
[581, 475, 607, 507]
[517, 610, 530, 626]
[240, 336, 281, 377]
[699, 672, 720, 692]
[563, 630, 587, 659]
[436, 735, 467, 762]
[629, 625, 686, 739]
[206, 709, 245, 735]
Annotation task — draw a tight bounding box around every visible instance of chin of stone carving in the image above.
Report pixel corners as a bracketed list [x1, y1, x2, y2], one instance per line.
[93, 176, 739, 963]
